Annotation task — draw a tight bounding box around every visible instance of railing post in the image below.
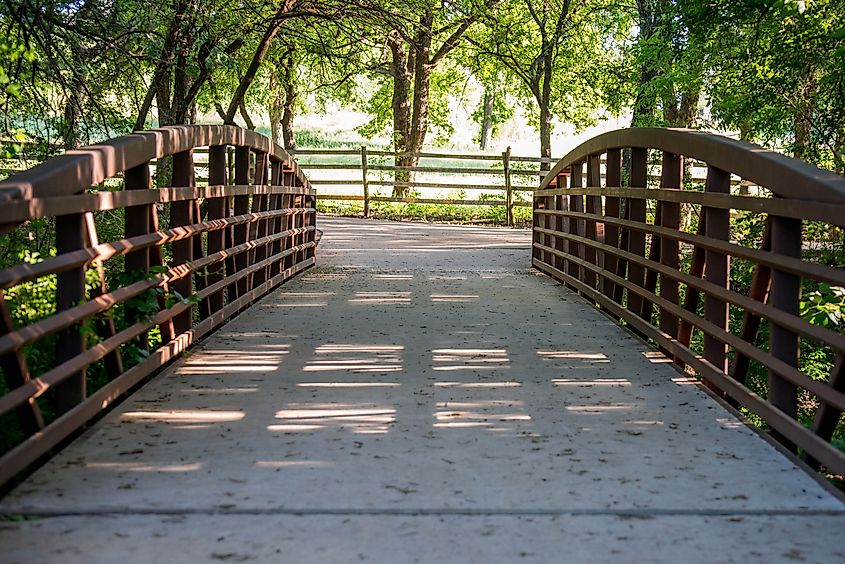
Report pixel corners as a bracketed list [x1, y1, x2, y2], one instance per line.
[657, 152, 682, 342]
[584, 153, 603, 292]
[205, 145, 228, 316]
[626, 147, 648, 319]
[567, 163, 584, 286]
[170, 149, 196, 336]
[233, 146, 251, 299]
[504, 146, 513, 226]
[251, 151, 269, 289]
[603, 148, 623, 305]
[361, 145, 370, 218]
[703, 166, 731, 391]
[556, 173, 569, 277]
[54, 211, 87, 414]
[124, 162, 153, 349]
[269, 159, 284, 279]
[769, 215, 802, 451]
[283, 169, 296, 274]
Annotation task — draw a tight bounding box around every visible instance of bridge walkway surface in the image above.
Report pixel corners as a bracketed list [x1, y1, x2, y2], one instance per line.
[1, 217, 844, 563]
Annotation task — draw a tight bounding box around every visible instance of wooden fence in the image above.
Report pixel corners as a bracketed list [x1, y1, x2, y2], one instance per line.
[291, 147, 555, 226]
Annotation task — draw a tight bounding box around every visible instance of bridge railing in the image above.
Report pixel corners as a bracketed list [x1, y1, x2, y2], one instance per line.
[534, 128, 845, 476]
[0, 125, 316, 485]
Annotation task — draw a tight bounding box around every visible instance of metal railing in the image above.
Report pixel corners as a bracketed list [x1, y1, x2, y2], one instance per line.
[533, 127, 845, 475]
[0, 125, 316, 485]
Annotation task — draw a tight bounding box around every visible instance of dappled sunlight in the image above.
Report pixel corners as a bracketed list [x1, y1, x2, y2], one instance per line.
[84, 462, 204, 473]
[120, 410, 245, 423]
[434, 381, 521, 388]
[266, 291, 335, 308]
[254, 460, 334, 469]
[300, 272, 350, 283]
[433, 399, 532, 434]
[430, 294, 479, 302]
[180, 386, 260, 394]
[537, 351, 610, 363]
[348, 291, 412, 304]
[428, 274, 466, 281]
[552, 378, 631, 387]
[566, 403, 639, 413]
[297, 382, 401, 388]
[175, 348, 289, 375]
[303, 343, 403, 373]
[672, 376, 699, 385]
[626, 420, 665, 426]
[269, 403, 396, 434]
[643, 350, 673, 364]
[372, 273, 413, 280]
[431, 348, 511, 372]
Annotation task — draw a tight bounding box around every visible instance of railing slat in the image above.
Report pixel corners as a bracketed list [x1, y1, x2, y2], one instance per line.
[702, 166, 731, 392]
[626, 148, 648, 320]
[603, 148, 623, 306]
[658, 151, 682, 345]
[768, 215, 803, 451]
[54, 211, 87, 415]
[170, 150, 196, 336]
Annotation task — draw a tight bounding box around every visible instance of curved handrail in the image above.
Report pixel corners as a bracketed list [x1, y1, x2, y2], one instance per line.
[0, 124, 311, 201]
[0, 124, 317, 486]
[540, 128, 845, 204]
[533, 127, 845, 476]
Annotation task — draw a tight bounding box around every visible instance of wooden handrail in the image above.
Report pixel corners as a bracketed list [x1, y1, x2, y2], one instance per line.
[533, 127, 845, 476]
[0, 125, 317, 486]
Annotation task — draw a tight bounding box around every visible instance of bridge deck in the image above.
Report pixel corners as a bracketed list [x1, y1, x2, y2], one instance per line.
[2, 217, 843, 562]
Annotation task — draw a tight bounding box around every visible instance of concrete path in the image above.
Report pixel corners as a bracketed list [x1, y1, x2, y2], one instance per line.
[1, 217, 843, 563]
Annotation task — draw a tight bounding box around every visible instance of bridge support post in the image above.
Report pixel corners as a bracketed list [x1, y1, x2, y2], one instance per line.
[170, 150, 196, 336]
[702, 166, 731, 394]
[657, 152, 682, 347]
[603, 148, 624, 306]
[625, 148, 648, 321]
[205, 145, 228, 317]
[769, 215, 802, 451]
[54, 212, 87, 415]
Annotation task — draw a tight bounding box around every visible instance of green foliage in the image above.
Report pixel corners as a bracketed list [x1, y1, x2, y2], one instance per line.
[801, 284, 845, 329]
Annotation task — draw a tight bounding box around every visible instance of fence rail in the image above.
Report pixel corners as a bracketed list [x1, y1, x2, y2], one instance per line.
[534, 127, 845, 476]
[293, 146, 552, 226]
[0, 125, 316, 486]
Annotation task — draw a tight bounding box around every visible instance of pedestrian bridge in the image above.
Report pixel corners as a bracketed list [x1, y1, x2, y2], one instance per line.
[0, 126, 844, 562]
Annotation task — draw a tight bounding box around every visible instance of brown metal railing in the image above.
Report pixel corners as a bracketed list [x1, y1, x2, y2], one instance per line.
[0, 125, 316, 485]
[533, 127, 845, 476]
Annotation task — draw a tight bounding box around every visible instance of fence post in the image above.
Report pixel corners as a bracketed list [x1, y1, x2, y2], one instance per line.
[503, 146, 513, 226]
[361, 145, 370, 217]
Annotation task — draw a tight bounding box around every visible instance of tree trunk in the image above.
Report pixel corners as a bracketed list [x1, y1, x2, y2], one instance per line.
[479, 87, 494, 150]
[389, 31, 412, 197]
[269, 71, 283, 146]
[224, 15, 286, 124]
[539, 51, 553, 172]
[793, 70, 817, 161]
[281, 52, 297, 150]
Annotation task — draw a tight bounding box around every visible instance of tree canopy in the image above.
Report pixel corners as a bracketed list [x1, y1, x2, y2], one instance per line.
[1, 0, 843, 174]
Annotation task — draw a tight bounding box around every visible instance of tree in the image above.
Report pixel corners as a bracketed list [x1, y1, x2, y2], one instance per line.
[354, 0, 488, 195]
[470, 0, 629, 169]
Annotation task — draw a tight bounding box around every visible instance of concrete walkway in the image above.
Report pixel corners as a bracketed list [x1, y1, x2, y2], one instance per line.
[1, 216, 843, 563]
